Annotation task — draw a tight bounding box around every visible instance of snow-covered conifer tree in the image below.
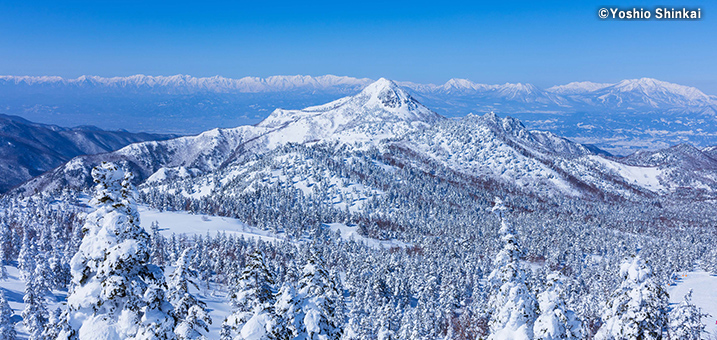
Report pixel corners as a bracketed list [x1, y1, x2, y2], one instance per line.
[297, 252, 344, 340]
[22, 267, 48, 340]
[486, 212, 538, 340]
[224, 250, 279, 340]
[533, 273, 582, 340]
[150, 221, 166, 266]
[274, 282, 302, 340]
[175, 305, 212, 340]
[668, 290, 709, 340]
[135, 285, 176, 340]
[59, 162, 170, 339]
[594, 254, 668, 340]
[0, 290, 16, 340]
[0, 224, 10, 281]
[18, 230, 35, 280]
[169, 248, 211, 339]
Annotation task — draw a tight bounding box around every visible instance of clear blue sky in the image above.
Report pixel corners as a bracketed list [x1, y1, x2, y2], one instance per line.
[1, 0, 715, 93]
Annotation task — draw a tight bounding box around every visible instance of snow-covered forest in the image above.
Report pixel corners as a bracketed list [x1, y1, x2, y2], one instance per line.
[1, 79, 716, 339]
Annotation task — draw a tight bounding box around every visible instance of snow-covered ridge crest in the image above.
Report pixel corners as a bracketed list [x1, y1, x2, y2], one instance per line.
[0, 74, 373, 93]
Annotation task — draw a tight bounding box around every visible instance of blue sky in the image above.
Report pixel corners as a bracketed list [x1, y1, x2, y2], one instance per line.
[1, 0, 715, 93]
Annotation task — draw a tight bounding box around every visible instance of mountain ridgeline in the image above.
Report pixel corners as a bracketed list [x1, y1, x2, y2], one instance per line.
[2, 74, 716, 154]
[13, 78, 717, 202]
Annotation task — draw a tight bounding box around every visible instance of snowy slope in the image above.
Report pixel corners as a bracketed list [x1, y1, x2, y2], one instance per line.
[139, 145, 387, 215]
[386, 113, 588, 197]
[668, 269, 717, 337]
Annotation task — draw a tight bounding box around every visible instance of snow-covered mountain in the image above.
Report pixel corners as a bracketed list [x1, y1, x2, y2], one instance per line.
[0, 114, 175, 193]
[3, 74, 716, 153]
[13, 78, 717, 201]
[15, 78, 439, 194]
[256, 78, 441, 147]
[589, 78, 715, 109]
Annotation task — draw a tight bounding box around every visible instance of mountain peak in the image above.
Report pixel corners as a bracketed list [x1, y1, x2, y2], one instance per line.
[357, 78, 417, 110]
[360, 78, 400, 95]
[256, 77, 441, 147]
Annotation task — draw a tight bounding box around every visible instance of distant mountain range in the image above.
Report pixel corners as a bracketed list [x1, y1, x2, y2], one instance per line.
[16, 79, 717, 202]
[0, 114, 176, 192]
[1, 74, 716, 155]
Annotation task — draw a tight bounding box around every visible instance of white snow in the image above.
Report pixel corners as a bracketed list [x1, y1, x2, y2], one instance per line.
[138, 206, 282, 243]
[0, 264, 234, 340]
[325, 223, 409, 249]
[589, 155, 665, 192]
[668, 269, 717, 337]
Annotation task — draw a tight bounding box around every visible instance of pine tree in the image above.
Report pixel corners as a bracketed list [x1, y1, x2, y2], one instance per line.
[0, 290, 16, 340]
[297, 252, 344, 340]
[175, 305, 212, 340]
[274, 282, 302, 340]
[43, 308, 63, 340]
[0, 224, 9, 281]
[22, 267, 48, 340]
[376, 303, 396, 340]
[169, 248, 211, 339]
[135, 285, 177, 340]
[150, 221, 166, 266]
[594, 254, 668, 340]
[224, 250, 279, 340]
[486, 218, 538, 340]
[59, 162, 171, 340]
[533, 273, 582, 340]
[668, 290, 709, 340]
[18, 229, 35, 281]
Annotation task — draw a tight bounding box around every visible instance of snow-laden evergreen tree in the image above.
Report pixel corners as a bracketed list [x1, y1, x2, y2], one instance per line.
[275, 281, 302, 340]
[135, 285, 176, 340]
[175, 305, 213, 340]
[224, 250, 280, 340]
[0, 224, 9, 281]
[18, 229, 35, 280]
[486, 203, 538, 340]
[296, 252, 344, 340]
[43, 308, 64, 340]
[0, 290, 16, 340]
[594, 254, 668, 340]
[150, 221, 166, 266]
[533, 273, 582, 340]
[0, 238, 7, 280]
[49, 220, 72, 289]
[22, 266, 48, 340]
[668, 290, 709, 340]
[58, 162, 170, 340]
[376, 303, 396, 340]
[169, 248, 211, 339]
